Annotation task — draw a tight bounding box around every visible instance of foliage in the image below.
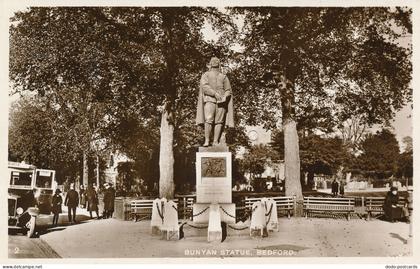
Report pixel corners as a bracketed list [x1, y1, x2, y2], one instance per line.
[353, 129, 400, 179]
[240, 144, 277, 180]
[230, 7, 412, 129]
[338, 115, 369, 155]
[396, 136, 413, 179]
[396, 150, 413, 179]
[9, 96, 81, 183]
[9, 7, 412, 195]
[402, 136, 413, 152]
[272, 129, 348, 175]
[229, 7, 412, 198]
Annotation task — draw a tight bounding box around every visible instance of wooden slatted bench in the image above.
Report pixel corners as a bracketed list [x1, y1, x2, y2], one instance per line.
[130, 199, 178, 222]
[245, 196, 295, 218]
[303, 196, 355, 220]
[365, 196, 407, 221]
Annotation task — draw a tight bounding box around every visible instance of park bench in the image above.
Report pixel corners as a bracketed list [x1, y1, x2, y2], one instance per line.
[130, 199, 178, 222]
[245, 196, 295, 219]
[365, 196, 407, 221]
[303, 196, 355, 220]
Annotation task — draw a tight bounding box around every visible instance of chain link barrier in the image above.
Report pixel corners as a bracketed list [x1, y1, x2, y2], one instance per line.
[220, 206, 235, 219]
[156, 202, 163, 220]
[191, 206, 210, 218]
[227, 224, 249, 231]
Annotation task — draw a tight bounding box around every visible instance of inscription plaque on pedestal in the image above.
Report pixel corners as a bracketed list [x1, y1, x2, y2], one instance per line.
[196, 151, 232, 204]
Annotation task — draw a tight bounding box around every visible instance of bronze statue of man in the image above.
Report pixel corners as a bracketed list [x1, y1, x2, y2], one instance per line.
[196, 57, 234, 147]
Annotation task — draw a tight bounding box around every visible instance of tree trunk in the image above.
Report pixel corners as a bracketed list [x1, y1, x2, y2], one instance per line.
[83, 150, 89, 187]
[159, 107, 175, 199]
[279, 71, 303, 216]
[283, 119, 303, 200]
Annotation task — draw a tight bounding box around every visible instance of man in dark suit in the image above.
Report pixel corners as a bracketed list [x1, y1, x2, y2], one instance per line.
[65, 183, 79, 224]
[331, 179, 339, 197]
[103, 183, 116, 219]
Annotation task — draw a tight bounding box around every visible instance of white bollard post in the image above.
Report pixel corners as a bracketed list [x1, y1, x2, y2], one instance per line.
[151, 198, 163, 235]
[208, 203, 222, 242]
[265, 198, 278, 232]
[161, 200, 179, 241]
[250, 200, 267, 237]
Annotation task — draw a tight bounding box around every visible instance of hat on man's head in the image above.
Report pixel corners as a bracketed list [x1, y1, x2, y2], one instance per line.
[209, 57, 220, 67]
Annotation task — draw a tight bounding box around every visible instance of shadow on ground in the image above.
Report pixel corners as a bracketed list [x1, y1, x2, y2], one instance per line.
[389, 232, 408, 244]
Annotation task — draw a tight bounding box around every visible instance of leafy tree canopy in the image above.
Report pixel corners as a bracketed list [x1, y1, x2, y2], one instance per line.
[230, 7, 412, 131]
[352, 128, 400, 179]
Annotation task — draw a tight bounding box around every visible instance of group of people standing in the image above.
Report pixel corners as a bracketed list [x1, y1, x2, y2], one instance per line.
[331, 179, 345, 197]
[50, 182, 116, 227]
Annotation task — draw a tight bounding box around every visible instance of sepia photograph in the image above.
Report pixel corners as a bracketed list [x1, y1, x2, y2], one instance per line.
[3, 3, 416, 263]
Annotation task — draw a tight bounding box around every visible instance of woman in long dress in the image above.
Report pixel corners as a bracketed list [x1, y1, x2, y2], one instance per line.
[383, 186, 403, 222]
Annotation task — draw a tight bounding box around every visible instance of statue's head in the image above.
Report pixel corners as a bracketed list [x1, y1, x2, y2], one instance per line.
[209, 57, 220, 68]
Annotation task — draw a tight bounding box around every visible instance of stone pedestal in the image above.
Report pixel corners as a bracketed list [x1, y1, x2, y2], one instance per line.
[193, 145, 236, 241]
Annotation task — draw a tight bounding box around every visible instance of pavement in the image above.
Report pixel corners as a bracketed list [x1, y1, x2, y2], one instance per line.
[8, 235, 60, 259]
[9, 208, 411, 258]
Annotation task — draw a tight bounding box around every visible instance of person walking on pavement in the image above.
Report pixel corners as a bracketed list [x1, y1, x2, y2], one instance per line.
[86, 184, 100, 219]
[64, 183, 79, 224]
[103, 182, 116, 219]
[51, 189, 63, 227]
